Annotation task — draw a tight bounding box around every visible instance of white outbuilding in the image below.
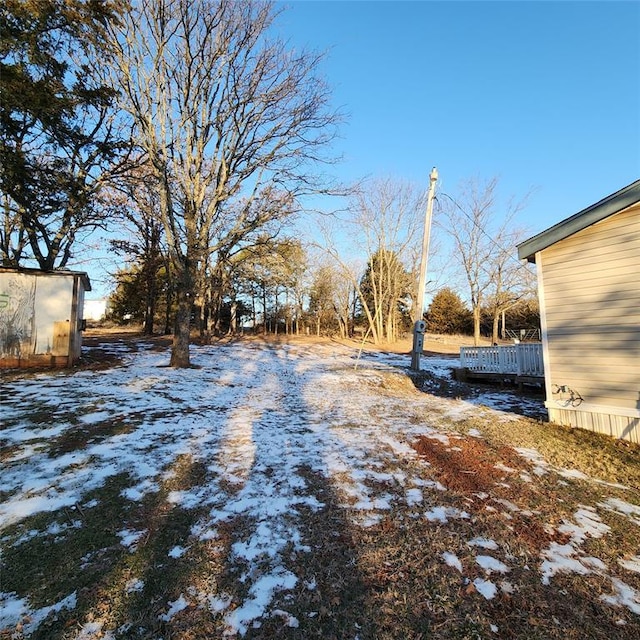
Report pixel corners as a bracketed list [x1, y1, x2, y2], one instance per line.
[0, 267, 91, 368]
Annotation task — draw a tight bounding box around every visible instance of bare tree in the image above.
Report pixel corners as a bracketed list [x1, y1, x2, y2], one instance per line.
[319, 177, 425, 344]
[0, 194, 27, 266]
[107, 165, 169, 335]
[333, 270, 357, 339]
[485, 241, 536, 344]
[306, 259, 358, 338]
[436, 177, 529, 345]
[104, 0, 339, 366]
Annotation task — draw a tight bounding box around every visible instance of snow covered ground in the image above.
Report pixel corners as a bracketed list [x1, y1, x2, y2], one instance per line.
[1, 339, 638, 638]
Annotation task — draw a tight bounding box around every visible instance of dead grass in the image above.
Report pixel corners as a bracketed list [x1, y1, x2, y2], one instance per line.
[401, 430, 640, 639]
[1, 335, 639, 639]
[456, 414, 640, 491]
[82, 326, 477, 356]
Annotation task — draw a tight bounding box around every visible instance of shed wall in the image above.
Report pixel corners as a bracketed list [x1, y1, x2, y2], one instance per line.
[0, 271, 86, 367]
[537, 202, 640, 440]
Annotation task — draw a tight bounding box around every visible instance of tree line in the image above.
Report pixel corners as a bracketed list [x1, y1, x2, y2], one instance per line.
[108, 236, 539, 346]
[106, 170, 539, 346]
[1, 0, 538, 366]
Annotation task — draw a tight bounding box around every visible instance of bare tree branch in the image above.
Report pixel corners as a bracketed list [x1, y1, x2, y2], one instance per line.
[103, 0, 342, 365]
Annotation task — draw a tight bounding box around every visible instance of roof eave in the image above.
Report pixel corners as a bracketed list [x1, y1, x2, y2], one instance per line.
[0, 266, 92, 291]
[517, 179, 640, 263]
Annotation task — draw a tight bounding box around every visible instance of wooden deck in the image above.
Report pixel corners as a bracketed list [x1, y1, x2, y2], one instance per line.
[457, 343, 544, 389]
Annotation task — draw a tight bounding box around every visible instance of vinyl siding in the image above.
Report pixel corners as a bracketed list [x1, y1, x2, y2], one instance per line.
[538, 203, 640, 428]
[547, 407, 639, 444]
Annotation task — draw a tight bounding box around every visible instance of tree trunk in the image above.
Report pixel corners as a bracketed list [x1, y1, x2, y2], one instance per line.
[262, 285, 267, 333]
[163, 290, 172, 335]
[197, 273, 211, 340]
[350, 289, 357, 338]
[492, 311, 500, 345]
[386, 307, 395, 343]
[473, 305, 481, 346]
[211, 286, 223, 335]
[252, 293, 257, 332]
[360, 300, 379, 344]
[274, 289, 279, 335]
[337, 311, 347, 339]
[142, 256, 157, 335]
[197, 303, 206, 338]
[144, 298, 155, 335]
[285, 291, 289, 335]
[170, 266, 193, 367]
[143, 278, 156, 335]
[163, 265, 174, 335]
[229, 299, 237, 335]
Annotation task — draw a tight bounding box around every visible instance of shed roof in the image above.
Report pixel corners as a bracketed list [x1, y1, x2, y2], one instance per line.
[517, 178, 640, 263]
[0, 266, 92, 291]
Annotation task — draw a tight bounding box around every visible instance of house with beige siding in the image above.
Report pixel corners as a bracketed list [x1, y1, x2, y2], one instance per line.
[518, 179, 640, 443]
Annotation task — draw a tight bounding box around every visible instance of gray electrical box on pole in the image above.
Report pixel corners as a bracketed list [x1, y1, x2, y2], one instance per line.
[410, 320, 427, 370]
[410, 167, 438, 372]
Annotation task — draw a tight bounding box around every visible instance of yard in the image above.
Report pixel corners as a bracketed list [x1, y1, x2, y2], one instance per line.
[1, 334, 639, 639]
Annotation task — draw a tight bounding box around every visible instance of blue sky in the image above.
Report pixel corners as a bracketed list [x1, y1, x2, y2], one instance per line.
[275, 0, 640, 233]
[83, 0, 640, 298]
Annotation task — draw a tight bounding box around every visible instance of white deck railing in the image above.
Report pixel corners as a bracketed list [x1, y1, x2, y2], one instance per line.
[459, 343, 544, 377]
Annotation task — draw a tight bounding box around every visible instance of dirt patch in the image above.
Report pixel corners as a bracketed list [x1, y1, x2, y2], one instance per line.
[411, 435, 573, 554]
[83, 330, 173, 350]
[412, 435, 529, 494]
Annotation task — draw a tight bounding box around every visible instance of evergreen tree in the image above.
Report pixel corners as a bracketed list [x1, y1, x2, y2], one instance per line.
[425, 287, 472, 335]
[233, 237, 307, 334]
[108, 263, 171, 329]
[359, 248, 413, 342]
[308, 265, 339, 336]
[0, 0, 128, 269]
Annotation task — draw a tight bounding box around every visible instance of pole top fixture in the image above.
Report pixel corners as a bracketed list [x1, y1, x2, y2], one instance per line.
[430, 167, 438, 182]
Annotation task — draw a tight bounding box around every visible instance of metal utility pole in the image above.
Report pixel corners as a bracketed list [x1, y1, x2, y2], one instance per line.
[410, 167, 438, 372]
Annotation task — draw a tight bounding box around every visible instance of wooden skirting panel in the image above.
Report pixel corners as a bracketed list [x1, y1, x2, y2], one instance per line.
[0, 354, 71, 369]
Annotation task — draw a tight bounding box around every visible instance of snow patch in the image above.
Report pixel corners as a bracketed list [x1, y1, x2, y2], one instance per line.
[599, 498, 640, 526]
[223, 570, 297, 636]
[425, 506, 469, 523]
[0, 591, 77, 636]
[117, 528, 147, 551]
[619, 555, 640, 573]
[468, 537, 499, 550]
[473, 578, 497, 599]
[600, 578, 640, 615]
[476, 555, 510, 574]
[406, 488, 423, 506]
[75, 621, 108, 639]
[125, 579, 144, 594]
[442, 551, 463, 573]
[558, 468, 589, 481]
[159, 594, 189, 621]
